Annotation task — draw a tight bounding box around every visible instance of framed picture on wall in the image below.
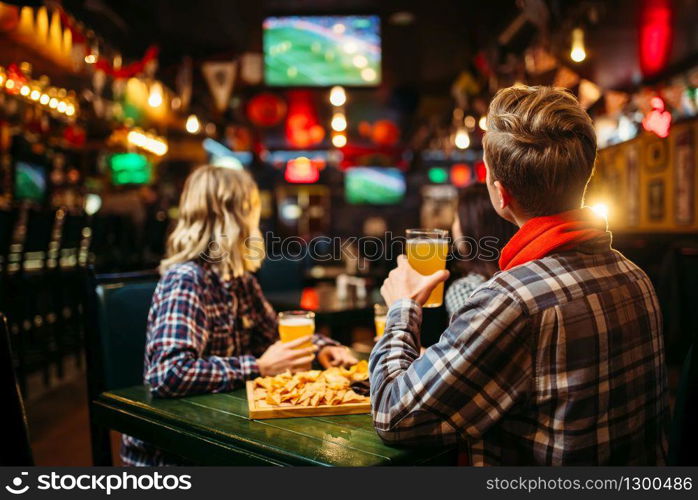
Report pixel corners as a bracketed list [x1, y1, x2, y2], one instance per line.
[674, 127, 695, 225]
[626, 145, 640, 226]
[648, 179, 665, 222]
[644, 138, 668, 173]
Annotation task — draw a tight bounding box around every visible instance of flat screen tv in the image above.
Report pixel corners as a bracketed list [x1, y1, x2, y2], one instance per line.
[14, 162, 47, 202]
[263, 15, 381, 86]
[345, 167, 405, 205]
[109, 153, 152, 185]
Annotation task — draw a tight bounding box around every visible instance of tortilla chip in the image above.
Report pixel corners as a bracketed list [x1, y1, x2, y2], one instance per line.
[251, 360, 370, 409]
[342, 390, 367, 404]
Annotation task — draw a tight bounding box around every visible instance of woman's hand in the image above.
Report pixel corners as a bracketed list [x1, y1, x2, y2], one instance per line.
[257, 336, 317, 376]
[317, 345, 358, 368]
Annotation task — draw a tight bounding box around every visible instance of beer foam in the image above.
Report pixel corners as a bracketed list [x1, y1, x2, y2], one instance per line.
[406, 238, 448, 244]
[279, 317, 314, 326]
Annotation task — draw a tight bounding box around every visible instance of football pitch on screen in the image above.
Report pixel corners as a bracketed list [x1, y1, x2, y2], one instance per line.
[265, 27, 380, 86]
[346, 177, 403, 205]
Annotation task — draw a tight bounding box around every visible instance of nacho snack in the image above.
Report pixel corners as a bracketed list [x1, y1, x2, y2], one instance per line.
[252, 360, 369, 408]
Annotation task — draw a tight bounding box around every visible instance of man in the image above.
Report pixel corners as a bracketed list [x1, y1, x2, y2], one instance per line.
[370, 86, 669, 466]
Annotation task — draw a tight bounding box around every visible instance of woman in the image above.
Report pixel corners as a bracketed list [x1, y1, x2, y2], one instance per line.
[122, 165, 355, 466]
[445, 183, 516, 318]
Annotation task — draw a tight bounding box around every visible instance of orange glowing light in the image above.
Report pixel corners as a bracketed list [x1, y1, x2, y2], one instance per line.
[450, 163, 471, 188]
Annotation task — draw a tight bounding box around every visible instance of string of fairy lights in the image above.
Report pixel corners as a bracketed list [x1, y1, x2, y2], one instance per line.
[0, 64, 78, 120]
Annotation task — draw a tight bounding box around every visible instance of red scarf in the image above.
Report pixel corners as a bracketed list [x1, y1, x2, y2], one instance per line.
[499, 208, 607, 271]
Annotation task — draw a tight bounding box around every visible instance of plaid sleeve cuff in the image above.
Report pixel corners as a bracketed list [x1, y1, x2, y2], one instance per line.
[387, 298, 422, 332]
[236, 354, 261, 380]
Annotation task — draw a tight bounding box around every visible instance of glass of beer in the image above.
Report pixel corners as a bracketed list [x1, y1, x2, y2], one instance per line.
[374, 304, 388, 338]
[406, 228, 449, 308]
[278, 311, 315, 350]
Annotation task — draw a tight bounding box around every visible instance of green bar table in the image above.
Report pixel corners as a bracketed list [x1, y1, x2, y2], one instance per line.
[93, 385, 457, 466]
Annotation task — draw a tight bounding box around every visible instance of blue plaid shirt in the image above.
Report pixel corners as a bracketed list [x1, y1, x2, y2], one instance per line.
[370, 233, 670, 465]
[121, 261, 336, 466]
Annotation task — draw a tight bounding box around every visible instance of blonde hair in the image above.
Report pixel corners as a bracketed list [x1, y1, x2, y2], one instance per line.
[160, 165, 264, 278]
[483, 85, 597, 217]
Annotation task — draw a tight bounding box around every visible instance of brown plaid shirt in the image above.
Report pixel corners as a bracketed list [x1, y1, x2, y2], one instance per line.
[369, 233, 669, 465]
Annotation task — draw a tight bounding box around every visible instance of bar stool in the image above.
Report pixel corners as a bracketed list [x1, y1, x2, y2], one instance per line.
[50, 211, 89, 374]
[16, 207, 58, 387]
[0, 313, 34, 465]
[0, 208, 18, 328]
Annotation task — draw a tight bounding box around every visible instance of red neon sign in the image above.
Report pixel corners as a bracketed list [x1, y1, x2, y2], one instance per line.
[284, 156, 320, 183]
[285, 90, 325, 149]
[642, 97, 671, 138]
[300, 287, 319, 311]
[475, 161, 488, 182]
[639, 0, 672, 77]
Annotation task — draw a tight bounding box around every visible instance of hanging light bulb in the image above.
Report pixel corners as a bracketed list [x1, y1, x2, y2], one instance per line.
[464, 115, 476, 130]
[148, 82, 163, 108]
[329, 86, 346, 106]
[454, 128, 470, 149]
[570, 28, 586, 63]
[185, 114, 201, 134]
[332, 133, 347, 148]
[84, 194, 102, 215]
[331, 112, 347, 132]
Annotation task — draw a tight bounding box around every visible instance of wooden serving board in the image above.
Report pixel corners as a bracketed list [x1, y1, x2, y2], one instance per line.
[245, 381, 371, 419]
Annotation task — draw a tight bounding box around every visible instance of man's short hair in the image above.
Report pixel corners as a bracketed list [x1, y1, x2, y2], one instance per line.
[483, 85, 597, 217]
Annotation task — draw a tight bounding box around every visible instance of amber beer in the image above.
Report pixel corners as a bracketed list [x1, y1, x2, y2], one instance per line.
[406, 229, 449, 308]
[278, 311, 315, 350]
[374, 304, 388, 338]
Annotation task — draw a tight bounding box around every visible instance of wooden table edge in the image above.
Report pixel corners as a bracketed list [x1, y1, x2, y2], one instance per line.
[92, 393, 328, 466]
